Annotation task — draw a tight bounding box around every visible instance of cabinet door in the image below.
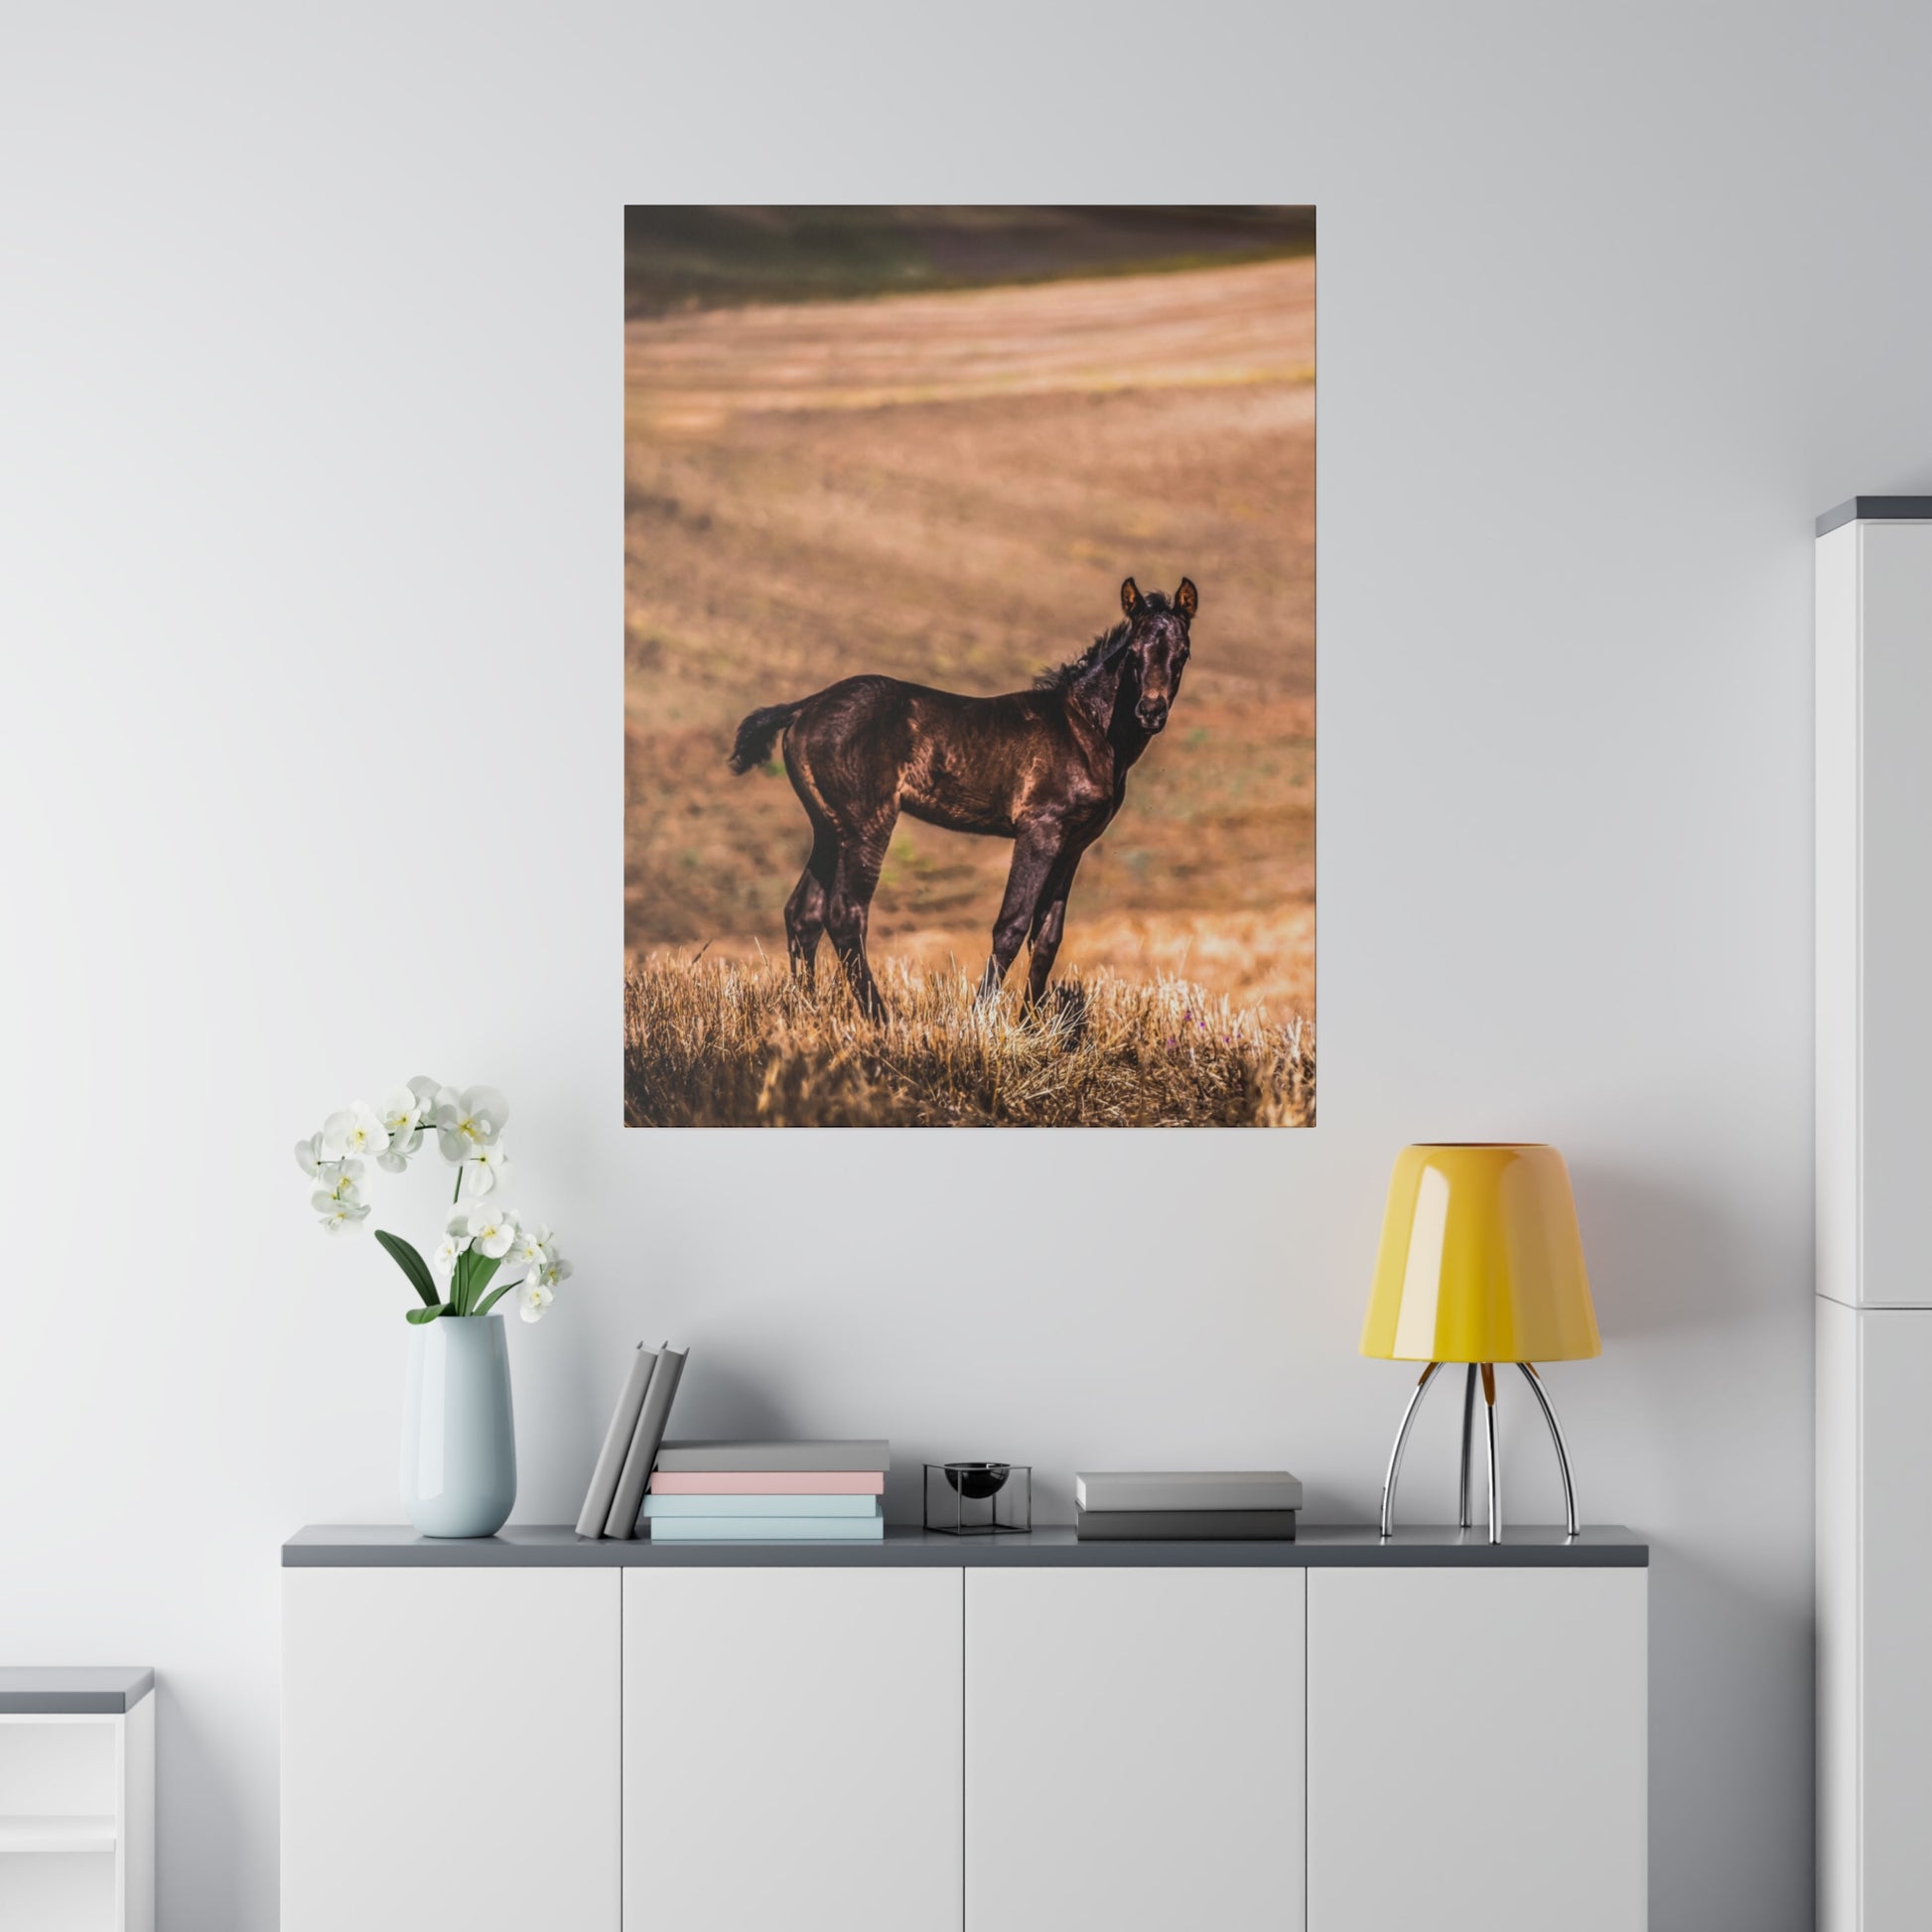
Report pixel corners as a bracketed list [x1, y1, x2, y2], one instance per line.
[1307, 1568, 1645, 1932]
[965, 1567, 1306, 1932]
[623, 1567, 962, 1932]
[1856, 526, 1932, 1308]
[1860, 1308, 1932, 1925]
[282, 1569, 620, 1932]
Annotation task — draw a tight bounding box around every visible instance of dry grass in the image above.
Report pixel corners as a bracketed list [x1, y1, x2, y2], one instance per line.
[624, 954, 1314, 1130]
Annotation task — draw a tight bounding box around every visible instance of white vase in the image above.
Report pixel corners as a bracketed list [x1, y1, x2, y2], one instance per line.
[400, 1315, 517, 1538]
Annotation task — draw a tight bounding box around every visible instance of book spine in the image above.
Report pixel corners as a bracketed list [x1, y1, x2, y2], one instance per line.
[1075, 1508, 1299, 1540]
[652, 1441, 892, 1473]
[647, 1469, 886, 1496]
[640, 1493, 884, 1519]
[646, 1516, 886, 1543]
[574, 1344, 658, 1539]
[605, 1344, 688, 1539]
[1076, 1475, 1306, 1512]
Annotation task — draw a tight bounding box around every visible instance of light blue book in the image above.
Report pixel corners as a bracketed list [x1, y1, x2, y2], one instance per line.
[647, 1515, 887, 1543]
[640, 1493, 882, 1520]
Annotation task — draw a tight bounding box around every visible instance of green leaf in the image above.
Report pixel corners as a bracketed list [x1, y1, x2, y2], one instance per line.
[474, 1279, 516, 1318]
[374, 1229, 440, 1309]
[466, 1253, 504, 1311]
[404, 1304, 447, 1325]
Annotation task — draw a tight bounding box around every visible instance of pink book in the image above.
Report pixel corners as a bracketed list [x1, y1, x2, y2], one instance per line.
[647, 1469, 886, 1495]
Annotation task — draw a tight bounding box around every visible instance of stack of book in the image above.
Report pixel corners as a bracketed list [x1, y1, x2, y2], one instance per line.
[575, 1341, 690, 1541]
[641, 1441, 890, 1543]
[1073, 1470, 1303, 1540]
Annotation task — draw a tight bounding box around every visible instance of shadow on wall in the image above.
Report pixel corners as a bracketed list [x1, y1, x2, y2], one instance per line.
[1642, 1536, 1814, 1927]
[1572, 1161, 1797, 1341]
[159, 1677, 250, 1929]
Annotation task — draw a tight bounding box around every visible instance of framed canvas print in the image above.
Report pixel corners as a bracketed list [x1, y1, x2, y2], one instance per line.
[623, 207, 1313, 1127]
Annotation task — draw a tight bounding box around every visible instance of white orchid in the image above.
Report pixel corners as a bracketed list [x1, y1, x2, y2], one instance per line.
[465, 1204, 518, 1260]
[434, 1213, 472, 1278]
[377, 1131, 421, 1173]
[460, 1142, 513, 1198]
[509, 1221, 553, 1270]
[314, 1189, 370, 1234]
[321, 1101, 389, 1163]
[434, 1086, 507, 1163]
[298, 1080, 569, 1325]
[314, 1158, 366, 1203]
[378, 1085, 424, 1137]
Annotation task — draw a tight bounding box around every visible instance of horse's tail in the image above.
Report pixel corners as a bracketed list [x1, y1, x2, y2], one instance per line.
[728, 699, 806, 775]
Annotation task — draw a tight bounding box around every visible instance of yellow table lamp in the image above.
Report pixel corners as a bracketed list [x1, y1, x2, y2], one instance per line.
[1363, 1144, 1598, 1543]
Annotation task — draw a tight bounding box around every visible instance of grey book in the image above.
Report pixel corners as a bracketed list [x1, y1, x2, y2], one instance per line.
[653, 1439, 890, 1474]
[1075, 1507, 1298, 1541]
[574, 1343, 658, 1539]
[1075, 1471, 1305, 1513]
[605, 1344, 689, 1539]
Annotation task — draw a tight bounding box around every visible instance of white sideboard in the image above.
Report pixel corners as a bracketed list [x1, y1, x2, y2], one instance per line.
[0, 1669, 154, 1932]
[1816, 499, 1932, 1932]
[283, 1525, 1646, 1932]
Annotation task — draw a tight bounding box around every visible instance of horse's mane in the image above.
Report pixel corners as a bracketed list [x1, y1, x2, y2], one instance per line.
[1034, 593, 1171, 693]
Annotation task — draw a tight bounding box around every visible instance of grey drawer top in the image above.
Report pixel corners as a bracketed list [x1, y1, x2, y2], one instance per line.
[0, 1667, 154, 1714]
[1817, 496, 1932, 536]
[285, 1524, 1647, 1569]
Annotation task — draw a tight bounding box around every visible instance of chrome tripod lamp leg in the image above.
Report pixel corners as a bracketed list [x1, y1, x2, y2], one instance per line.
[1518, 1362, 1580, 1537]
[1480, 1362, 1501, 1544]
[1457, 1364, 1477, 1530]
[1378, 1361, 1442, 1539]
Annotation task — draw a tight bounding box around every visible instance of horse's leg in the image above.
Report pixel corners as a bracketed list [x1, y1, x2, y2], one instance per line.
[826, 815, 896, 1019]
[982, 825, 1065, 998]
[1025, 849, 1084, 1004]
[783, 824, 838, 985]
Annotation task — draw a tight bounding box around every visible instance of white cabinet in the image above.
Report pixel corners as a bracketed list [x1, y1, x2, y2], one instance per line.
[965, 1568, 1305, 1932]
[1818, 1299, 1932, 1930]
[1307, 1568, 1646, 1932]
[0, 1685, 152, 1932]
[281, 1569, 621, 1932]
[621, 1568, 961, 1932]
[282, 1535, 1644, 1932]
[1816, 502, 1932, 1932]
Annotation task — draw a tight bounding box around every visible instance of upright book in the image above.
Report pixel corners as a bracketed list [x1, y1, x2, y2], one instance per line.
[605, 1343, 689, 1539]
[575, 1342, 657, 1538]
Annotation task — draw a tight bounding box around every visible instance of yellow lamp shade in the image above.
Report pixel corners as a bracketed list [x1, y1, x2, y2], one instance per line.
[1361, 1145, 1599, 1364]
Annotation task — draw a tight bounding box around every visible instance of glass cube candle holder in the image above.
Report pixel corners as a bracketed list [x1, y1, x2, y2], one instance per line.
[924, 1462, 1032, 1535]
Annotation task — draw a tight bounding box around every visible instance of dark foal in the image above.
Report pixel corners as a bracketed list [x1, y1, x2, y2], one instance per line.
[728, 576, 1196, 1017]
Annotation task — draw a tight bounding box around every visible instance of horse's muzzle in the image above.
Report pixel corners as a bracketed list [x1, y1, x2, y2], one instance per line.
[1137, 700, 1170, 733]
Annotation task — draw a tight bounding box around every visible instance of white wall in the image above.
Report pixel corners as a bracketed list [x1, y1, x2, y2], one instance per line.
[2, 3, 1924, 1925]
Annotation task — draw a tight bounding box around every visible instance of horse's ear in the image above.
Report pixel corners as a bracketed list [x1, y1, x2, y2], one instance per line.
[1121, 578, 1143, 621]
[1174, 578, 1198, 621]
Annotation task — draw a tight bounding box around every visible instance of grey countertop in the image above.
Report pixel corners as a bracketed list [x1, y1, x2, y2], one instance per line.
[1817, 495, 1932, 535]
[286, 1524, 1647, 1569]
[0, 1667, 154, 1714]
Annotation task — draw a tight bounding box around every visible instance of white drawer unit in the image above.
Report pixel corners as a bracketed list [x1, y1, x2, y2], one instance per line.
[0, 1670, 154, 1932]
[282, 1526, 1647, 1932]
